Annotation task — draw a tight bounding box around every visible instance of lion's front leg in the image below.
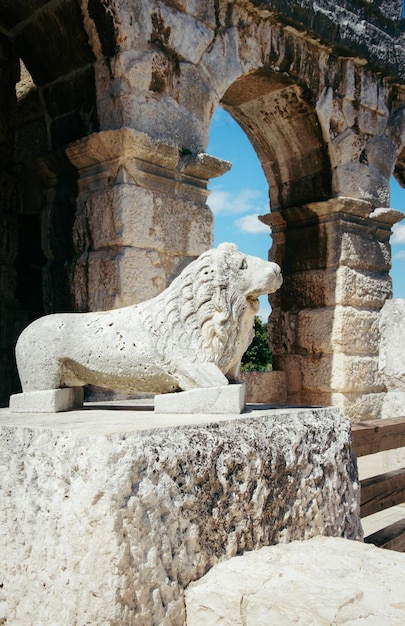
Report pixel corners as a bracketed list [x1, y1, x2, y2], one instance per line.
[173, 361, 229, 391]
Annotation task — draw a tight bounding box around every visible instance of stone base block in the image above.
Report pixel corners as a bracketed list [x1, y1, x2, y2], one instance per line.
[9, 387, 84, 413]
[239, 371, 287, 404]
[154, 383, 246, 414]
[0, 405, 361, 625]
[185, 536, 405, 625]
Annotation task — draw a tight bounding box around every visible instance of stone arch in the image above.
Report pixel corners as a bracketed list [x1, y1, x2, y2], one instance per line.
[0, 2, 98, 148]
[219, 69, 332, 211]
[0, 0, 404, 417]
[0, 2, 100, 401]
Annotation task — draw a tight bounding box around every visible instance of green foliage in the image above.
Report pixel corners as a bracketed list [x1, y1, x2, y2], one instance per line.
[241, 316, 273, 372]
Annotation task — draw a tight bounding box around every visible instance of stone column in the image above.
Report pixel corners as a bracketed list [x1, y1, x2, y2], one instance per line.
[262, 198, 403, 421]
[66, 128, 229, 311]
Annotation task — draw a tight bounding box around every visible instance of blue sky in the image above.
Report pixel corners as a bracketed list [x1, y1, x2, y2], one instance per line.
[207, 108, 405, 319]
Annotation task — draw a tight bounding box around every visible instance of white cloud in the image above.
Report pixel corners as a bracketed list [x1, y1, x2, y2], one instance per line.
[235, 213, 270, 234]
[391, 223, 405, 245]
[207, 187, 267, 216]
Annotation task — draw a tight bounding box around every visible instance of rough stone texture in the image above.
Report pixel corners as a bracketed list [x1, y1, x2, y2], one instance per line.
[379, 299, 405, 392]
[379, 298, 405, 419]
[154, 384, 246, 414]
[1, 0, 405, 411]
[240, 371, 287, 404]
[185, 535, 405, 626]
[12, 244, 282, 406]
[67, 128, 229, 310]
[0, 405, 361, 625]
[9, 387, 83, 413]
[266, 198, 402, 420]
[296, 307, 381, 355]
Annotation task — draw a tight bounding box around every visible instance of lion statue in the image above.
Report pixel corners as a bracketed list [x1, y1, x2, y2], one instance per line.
[15, 243, 282, 395]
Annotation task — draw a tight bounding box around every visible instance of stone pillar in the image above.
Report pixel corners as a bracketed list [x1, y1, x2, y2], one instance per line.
[263, 198, 403, 421]
[66, 128, 230, 311]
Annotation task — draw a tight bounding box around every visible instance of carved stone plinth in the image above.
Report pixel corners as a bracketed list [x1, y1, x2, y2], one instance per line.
[154, 384, 246, 414]
[9, 388, 83, 413]
[0, 405, 361, 626]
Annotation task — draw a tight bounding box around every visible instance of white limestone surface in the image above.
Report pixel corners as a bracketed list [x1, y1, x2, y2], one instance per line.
[154, 383, 246, 413]
[9, 387, 83, 413]
[379, 298, 405, 418]
[186, 535, 405, 625]
[0, 404, 361, 625]
[379, 298, 405, 391]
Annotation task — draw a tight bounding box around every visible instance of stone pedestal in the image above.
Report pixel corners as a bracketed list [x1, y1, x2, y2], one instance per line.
[154, 384, 246, 414]
[0, 404, 361, 626]
[262, 198, 403, 421]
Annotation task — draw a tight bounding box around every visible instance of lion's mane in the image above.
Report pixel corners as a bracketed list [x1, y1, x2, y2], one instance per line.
[137, 245, 254, 375]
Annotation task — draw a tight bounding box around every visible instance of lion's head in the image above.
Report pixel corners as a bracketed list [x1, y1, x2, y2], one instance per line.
[142, 243, 282, 383]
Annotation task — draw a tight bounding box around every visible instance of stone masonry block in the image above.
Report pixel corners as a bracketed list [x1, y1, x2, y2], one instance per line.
[296, 308, 335, 354]
[331, 391, 385, 423]
[154, 384, 246, 414]
[382, 391, 405, 419]
[338, 231, 391, 272]
[284, 265, 390, 310]
[302, 354, 383, 394]
[281, 270, 336, 309]
[239, 371, 287, 404]
[185, 537, 405, 626]
[81, 185, 212, 256]
[148, 4, 214, 65]
[335, 266, 392, 308]
[331, 306, 380, 354]
[301, 390, 385, 422]
[86, 247, 191, 310]
[297, 306, 380, 355]
[273, 355, 303, 395]
[9, 388, 83, 413]
[379, 298, 405, 391]
[0, 406, 361, 626]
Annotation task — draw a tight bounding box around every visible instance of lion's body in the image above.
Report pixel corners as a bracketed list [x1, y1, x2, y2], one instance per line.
[15, 243, 282, 394]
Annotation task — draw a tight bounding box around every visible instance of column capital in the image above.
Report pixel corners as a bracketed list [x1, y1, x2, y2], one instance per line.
[65, 128, 231, 201]
[261, 197, 404, 233]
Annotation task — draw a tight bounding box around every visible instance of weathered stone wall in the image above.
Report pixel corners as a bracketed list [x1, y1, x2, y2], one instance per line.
[66, 128, 228, 310]
[0, 406, 361, 625]
[379, 298, 405, 418]
[0, 0, 404, 411]
[250, 1, 405, 81]
[264, 199, 403, 421]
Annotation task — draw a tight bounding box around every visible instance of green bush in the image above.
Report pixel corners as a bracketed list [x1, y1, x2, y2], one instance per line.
[241, 316, 273, 372]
